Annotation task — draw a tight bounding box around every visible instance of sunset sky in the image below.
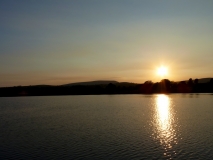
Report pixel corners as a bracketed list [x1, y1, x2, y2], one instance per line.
[1, 0, 213, 87]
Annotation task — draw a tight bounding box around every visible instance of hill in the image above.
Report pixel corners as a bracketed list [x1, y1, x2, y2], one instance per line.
[196, 78, 212, 83]
[0, 77, 213, 97]
[61, 80, 119, 86]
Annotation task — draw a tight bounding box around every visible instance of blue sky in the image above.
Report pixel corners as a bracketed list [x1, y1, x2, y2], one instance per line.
[1, 0, 213, 86]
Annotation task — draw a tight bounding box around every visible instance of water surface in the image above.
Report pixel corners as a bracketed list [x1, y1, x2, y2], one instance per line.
[0, 94, 213, 159]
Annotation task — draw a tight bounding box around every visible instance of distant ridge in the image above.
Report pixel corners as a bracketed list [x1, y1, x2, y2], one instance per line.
[180, 78, 212, 83]
[1, 77, 212, 88]
[61, 80, 119, 86]
[1, 77, 213, 97]
[196, 78, 212, 83]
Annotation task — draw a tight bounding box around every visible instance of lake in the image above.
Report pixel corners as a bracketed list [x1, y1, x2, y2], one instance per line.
[0, 94, 213, 160]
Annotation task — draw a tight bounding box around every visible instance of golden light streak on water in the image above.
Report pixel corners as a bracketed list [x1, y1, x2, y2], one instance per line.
[156, 95, 170, 132]
[154, 94, 177, 159]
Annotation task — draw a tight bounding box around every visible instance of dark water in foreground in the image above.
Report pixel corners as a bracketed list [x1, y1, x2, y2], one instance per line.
[0, 94, 213, 160]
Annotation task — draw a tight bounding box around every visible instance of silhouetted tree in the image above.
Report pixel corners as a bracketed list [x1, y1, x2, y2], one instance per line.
[187, 78, 193, 85]
[144, 81, 153, 84]
[160, 79, 171, 93]
[170, 81, 178, 93]
[177, 81, 191, 93]
[193, 78, 199, 93]
[142, 81, 153, 93]
[194, 79, 198, 84]
[187, 78, 193, 92]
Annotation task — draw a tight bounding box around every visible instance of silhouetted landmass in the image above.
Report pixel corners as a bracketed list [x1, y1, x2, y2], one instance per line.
[0, 78, 213, 97]
[62, 80, 119, 86]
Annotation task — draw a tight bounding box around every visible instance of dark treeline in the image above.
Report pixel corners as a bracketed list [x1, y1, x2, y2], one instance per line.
[0, 78, 213, 97]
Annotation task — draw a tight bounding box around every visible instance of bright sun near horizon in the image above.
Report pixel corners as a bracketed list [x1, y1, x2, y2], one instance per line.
[157, 66, 168, 77]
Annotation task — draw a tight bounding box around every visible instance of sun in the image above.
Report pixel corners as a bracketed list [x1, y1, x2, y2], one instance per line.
[157, 66, 168, 77]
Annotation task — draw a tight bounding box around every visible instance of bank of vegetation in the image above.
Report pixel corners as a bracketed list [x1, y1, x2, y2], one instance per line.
[0, 78, 213, 97]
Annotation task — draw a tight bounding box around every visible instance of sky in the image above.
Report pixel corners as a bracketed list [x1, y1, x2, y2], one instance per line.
[1, 0, 213, 87]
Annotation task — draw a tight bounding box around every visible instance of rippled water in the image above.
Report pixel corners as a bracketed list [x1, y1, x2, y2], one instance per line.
[0, 94, 213, 159]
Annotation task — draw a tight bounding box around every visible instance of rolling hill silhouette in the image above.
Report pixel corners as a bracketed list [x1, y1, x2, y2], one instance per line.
[0, 77, 212, 97]
[62, 80, 118, 86]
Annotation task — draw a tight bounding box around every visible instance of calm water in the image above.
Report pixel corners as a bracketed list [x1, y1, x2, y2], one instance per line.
[0, 94, 213, 160]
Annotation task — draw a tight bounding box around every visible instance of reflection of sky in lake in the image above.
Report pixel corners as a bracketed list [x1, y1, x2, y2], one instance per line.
[154, 95, 178, 159]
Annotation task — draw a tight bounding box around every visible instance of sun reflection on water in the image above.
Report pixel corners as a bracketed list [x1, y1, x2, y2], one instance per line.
[154, 94, 177, 159]
[156, 95, 170, 132]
